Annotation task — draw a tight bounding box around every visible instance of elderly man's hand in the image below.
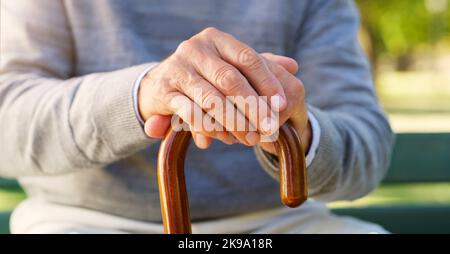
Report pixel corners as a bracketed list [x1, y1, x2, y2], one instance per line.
[139, 27, 310, 152]
[257, 53, 311, 155]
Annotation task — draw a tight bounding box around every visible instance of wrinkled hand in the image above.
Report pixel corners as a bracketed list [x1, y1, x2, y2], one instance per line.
[257, 53, 311, 155]
[138, 27, 287, 148]
[138, 27, 310, 153]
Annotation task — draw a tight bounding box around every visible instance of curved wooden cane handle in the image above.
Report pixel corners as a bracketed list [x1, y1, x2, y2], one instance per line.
[157, 121, 308, 234]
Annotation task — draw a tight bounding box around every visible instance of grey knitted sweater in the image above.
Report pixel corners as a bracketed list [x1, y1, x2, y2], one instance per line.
[0, 0, 393, 222]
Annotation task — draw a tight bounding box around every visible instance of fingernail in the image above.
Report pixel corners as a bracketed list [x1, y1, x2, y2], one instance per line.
[196, 134, 209, 149]
[222, 133, 233, 145]
[260, 117, 276, 135]
[227, 133, 238, 144]
[245, 132, 260, 146]
[144, 120, 152, 137]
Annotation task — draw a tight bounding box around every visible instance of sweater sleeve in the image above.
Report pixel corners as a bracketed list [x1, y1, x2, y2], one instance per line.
[0, 0, 156, 177]
[256, 0, 394, 202]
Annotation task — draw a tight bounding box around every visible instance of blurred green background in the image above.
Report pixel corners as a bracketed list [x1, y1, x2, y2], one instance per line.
[331, 0, 450, 209]
[1, 0, 450, 232]
[358, 0, 450, 128]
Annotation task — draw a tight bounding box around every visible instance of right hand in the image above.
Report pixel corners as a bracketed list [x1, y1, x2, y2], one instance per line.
[138, 27, 288, 148]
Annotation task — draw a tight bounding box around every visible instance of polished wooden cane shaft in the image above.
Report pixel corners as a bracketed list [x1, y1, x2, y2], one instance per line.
[157, 129, 192, 234]
[276, 123, 308, 207]
[157, 122, 307, 234]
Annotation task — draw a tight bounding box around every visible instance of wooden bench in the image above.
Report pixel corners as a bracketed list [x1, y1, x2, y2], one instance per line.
[333, 132, 450, 233]
[1, 132, 449, 234]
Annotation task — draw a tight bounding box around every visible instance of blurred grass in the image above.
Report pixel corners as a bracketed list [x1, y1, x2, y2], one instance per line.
[0, 186, 26, 212]
[377, 70, 450, 132]
[1, 181, 450, 212]
[329, 183, 450, 209]
[324, 69, 450, 208]
[378, 71, 450, 114]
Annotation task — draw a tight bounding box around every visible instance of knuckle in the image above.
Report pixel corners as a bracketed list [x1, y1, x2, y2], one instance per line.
[293, 79, 305, 95]
[290, 79, 305, 99]
[202, 92, 220, 110]
[225, 80, 245, 95]
[237, 47, 262, 69]
[200, 27, 219, 37]
[176, 101, 193, 119]
[270, 64, 286, 78]
[259, 76, 278, 93]
[214, 66, 244, 93]
[176, 40, 190, 52]
[173, 69, 193, 89]
[176, 39, 196, 55]
[157, 78, 175, 95]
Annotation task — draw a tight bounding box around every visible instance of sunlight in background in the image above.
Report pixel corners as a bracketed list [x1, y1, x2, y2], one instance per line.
[330, 0, 450, 209]
[356, 0, 450, 133]
[425, 0, 448, 13]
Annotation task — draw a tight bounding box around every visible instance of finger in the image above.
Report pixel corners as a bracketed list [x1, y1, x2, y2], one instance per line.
[262, 57, 307, 133]
[189, 50, 273, 136]
[192, 132, 212, 149]
[144, 114, 234, 145]
[202, 28, 287, 112]
[144, 115, 172, 138]
[260, 52, 299, 75]
[168, 91, 244, 145]
[176, 71, 260, 145]
[168, 92, 221, 138]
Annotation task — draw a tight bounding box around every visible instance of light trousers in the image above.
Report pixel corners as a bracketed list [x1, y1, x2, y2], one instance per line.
[11, 198, 387, 234]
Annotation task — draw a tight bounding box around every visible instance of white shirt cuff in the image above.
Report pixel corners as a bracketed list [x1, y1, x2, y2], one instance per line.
[132, 65, 321, 166]
[305, 110, 320, 167]
[254, 109, 321, 175]
[132, 64, 158, 127]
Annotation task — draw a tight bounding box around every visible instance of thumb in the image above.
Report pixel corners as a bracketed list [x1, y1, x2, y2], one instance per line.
[260, 52, 299, 75]
[144, 115, 172, 138]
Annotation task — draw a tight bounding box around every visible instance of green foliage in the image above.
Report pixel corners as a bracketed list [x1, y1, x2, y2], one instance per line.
[356, 0, 450, 58]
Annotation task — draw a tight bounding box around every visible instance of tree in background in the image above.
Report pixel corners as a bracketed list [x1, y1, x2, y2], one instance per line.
[356, 0, 449, 71]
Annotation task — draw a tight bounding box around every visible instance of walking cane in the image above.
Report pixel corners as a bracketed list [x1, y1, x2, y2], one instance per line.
[157, 121, 308, 234]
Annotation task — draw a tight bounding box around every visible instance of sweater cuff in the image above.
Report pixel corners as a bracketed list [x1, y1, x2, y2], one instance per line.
[302, 106, 342, 197]
[92, 64, 156, 156]
[133, 64, 159, 127]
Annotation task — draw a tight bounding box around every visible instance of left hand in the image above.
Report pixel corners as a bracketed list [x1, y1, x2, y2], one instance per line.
[257, 53, 311, 155]
[144, 53, 311, 154]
